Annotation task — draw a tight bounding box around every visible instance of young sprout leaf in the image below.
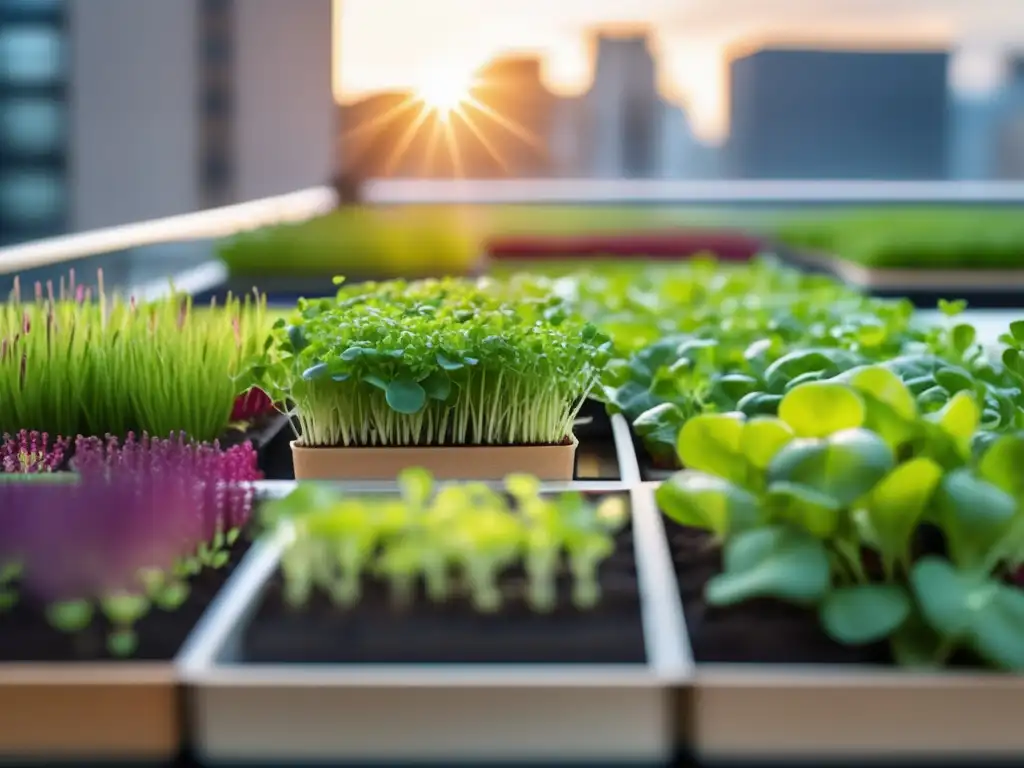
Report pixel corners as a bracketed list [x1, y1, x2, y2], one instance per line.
[656, 471, 759, 538]
[740, 417, 794, 470]
[705, 526, 831, 606]
[107, 628, 139, 658]
[764, 481, 843, 538]
[820, 584, 912, 645]
[766, 429, 894, 508]
[909, 558, 989, 655]
[867, 458, 943, 570]
[778, 382, 866, 438]
[46, 600, 94, 633]
[385, 379, 427, 414]
[677, 412, 747, 486]
[934, 470, 1017, 571]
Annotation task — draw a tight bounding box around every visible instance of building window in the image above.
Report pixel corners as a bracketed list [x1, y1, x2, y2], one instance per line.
[0, 169, 64, 223]
[0, 96, 62, 152]
[0, 25, 63, 84]
[0, 1, 62, 10]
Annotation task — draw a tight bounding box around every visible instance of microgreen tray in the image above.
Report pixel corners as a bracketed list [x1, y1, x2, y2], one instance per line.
[774, 246, 1024, 309]
[178, 485, 689, 765]
[251, 410, 641, 491]
[0, 533, 253, 763]
[635, 484, 1024, 762]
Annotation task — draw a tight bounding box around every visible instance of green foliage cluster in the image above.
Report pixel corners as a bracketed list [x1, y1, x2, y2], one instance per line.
[0, 274, 266, 442]
[774, 206, 1024, 269]
[265, 469, 628, 612]
[656, 368, 1024, 670]
[218, 209, 480, 279]
[558, 258, 1024, 466]
[248, 276, 611, 447]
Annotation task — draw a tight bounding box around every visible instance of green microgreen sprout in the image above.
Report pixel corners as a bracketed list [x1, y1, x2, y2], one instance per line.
[264, 468, 628, 614]
[0, 271, 268, 441]
[100, 592, 151, 657]
[246, 277, 611, 447]
[0, 562, 20, 612]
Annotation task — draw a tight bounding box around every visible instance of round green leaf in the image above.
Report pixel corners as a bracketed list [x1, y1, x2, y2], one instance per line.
[655, 470, 759, 538]
[912, 559, 1024, 671]
[845, 365, 917, 421]
[705, 526, 831, 606]
[736, 391, 783, 418]
[935, 469, 1017, 570]
[767, 429, 894, 507]
[971, 585, 1024, 671]
[820, 584, 911, 645]
[934, 391, 980, 441]
[741, 417, 794, 470]
[978, 433, 1024, 497]
[779, 382, 866, 437]
[677, 412, 747, 484]
[301, 363, 329, 381]
[910, 557, 973, 638]
[867, 457, 943, 558]
[385, 379, 427, 414]
[420, 370, 452, 401]
[764, 480, 842, 538]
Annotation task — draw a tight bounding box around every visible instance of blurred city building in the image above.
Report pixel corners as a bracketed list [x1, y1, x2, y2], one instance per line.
[725, 48, 950, 179]
[0, 0, 333, 245]
[337, 32, 714, 180]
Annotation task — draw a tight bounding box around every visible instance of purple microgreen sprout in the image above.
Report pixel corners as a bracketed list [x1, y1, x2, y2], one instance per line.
[0, 432, 259, 656]
[1, 430, 67, 473]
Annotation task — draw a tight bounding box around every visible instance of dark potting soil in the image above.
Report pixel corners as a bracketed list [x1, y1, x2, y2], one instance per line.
[0, 537, 252, 662]
[573, 398, 615, 442]
[242, 525, 646, 664]
[219, 411, 293, 475]
[668, 522, 890, 665]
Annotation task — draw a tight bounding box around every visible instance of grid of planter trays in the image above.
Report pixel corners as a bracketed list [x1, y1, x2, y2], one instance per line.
[2, 256, 1024, 766]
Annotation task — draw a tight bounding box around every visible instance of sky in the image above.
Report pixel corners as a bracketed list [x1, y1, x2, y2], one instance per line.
[333, 0, 1020, 141]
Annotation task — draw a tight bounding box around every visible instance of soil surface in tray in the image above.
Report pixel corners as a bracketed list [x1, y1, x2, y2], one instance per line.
[668, 522, 890, 665]
[242, 526, 646, 664]
[0, 538, 251, 663]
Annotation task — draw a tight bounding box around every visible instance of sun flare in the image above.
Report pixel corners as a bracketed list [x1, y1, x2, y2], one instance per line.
[416, 65, 474, 118]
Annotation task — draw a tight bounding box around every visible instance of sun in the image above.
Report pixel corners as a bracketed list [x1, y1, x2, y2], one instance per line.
[416, 65, 474, 119]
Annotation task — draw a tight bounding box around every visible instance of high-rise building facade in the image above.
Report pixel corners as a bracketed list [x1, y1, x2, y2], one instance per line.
[0, 0, 334, 245]
[726, 47, 950, 179]
[0, 0, 69, 245]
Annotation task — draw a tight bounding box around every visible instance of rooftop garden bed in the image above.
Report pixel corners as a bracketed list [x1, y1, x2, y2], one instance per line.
[773, 206, 1024, 270]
